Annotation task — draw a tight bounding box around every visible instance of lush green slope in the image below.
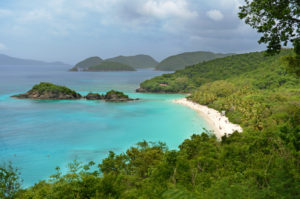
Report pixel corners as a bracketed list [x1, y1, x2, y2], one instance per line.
[70, 56, 103, 71]
[140, 50, 294, 93]
[2, 50, 300, 199]
[85, 61, 136, 71]
[156, 51, 234, 71]
[106, 54, 158, 68]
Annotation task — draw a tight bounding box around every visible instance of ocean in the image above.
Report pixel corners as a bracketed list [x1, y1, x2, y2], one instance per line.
[0, 65, 210, 187]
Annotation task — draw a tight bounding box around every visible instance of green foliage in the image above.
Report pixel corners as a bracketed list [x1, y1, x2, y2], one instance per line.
[0, 163, 21, 199]
[86, 61, 136, 71]
[156, 51, 233, 71]
[140, 50, 294, 93]
[239, 0, 300, 76]
[238, 0, 300, 55]
[106, 55, 158, 68]
[14, 129, 300, 199]
[31, 82, 78, 96]
[105, 90, 129, 99]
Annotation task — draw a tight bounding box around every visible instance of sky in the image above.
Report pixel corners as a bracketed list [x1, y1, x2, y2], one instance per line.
[0, 0, 266, 64]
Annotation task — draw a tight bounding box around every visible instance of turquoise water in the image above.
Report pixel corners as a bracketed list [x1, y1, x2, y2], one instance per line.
[0, 66, 210, 187]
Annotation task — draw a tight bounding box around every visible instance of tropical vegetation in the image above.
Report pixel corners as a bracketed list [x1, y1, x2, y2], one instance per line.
[155, 51, 233, 71]
[140, 49, 294, 93]
[31, 82, 78, 96]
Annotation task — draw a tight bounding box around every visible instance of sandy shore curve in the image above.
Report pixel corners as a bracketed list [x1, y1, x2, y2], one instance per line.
[173, 98, 242, 139]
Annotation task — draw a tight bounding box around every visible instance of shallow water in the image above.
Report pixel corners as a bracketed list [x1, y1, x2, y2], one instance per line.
[0, 65, 210, 186]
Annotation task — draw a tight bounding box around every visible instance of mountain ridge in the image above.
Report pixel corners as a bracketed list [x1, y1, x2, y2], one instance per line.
[155, 51, 234, 71]
[0, 54, 70, 67]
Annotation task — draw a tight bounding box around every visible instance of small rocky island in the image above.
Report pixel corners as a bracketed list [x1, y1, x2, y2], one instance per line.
[85, 90, 135, 102]
[12, 82, 82, 99]
[12, 82, 136, 102]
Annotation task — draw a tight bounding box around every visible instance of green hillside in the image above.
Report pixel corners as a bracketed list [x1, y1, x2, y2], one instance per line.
[139, 50, 294, 93]
[85, 61, 136, 71]
[70, 56, 103, 71]
[156, 51, 234, 71]
[106, 54, 158, 68]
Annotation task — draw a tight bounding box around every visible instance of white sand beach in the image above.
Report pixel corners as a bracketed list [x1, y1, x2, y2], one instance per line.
[173, 98, 243, 139]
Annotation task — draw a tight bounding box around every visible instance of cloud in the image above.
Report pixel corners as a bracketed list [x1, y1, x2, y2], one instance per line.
[0, 9, 12, 17]
[207, 9, 224, 21]
[19, 9, 52, 23]
[0, 43, 6, 50]
[142, 0, 197, 19]
[0, 0, 263, 63]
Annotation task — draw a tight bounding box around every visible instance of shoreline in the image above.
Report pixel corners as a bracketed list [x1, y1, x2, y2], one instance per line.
[172, 98, 242, 139]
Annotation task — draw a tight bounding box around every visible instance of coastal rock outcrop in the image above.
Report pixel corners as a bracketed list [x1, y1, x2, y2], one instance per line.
[12, 82, 82, 100]
[135, 87, 147, 93]
[85, 93, 103, 100]
[103, 90, 135, 102]
[12, 83, 137, 102]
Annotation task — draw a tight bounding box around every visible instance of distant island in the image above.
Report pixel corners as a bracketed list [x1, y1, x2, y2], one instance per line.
[12, 82, 136, 102]
[106, 55, 158, 68]
[70, 54, 157, 72]
[85, 61, 136, 72]
[70, 51, 234, 72]
[155, 51, 234, 71]
[0, 54, 70, 67]
[69, 56, 103, 71]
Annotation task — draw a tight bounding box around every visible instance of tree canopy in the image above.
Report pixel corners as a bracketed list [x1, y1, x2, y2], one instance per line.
[239, 0, 300, 55]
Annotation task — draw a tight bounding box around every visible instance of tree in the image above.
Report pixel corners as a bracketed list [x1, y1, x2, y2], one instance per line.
[0, 163, 22, 199]
[239, 0, 300, 76]
[239, 0, 300, 55]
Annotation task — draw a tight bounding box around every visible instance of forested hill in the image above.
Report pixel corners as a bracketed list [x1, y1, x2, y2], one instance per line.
[106, 54, 158, 68]
[70, 56, 103, 71]
[155, 51, 234, 71]
[85, 61, 136, 71]
[139, 49, 295, 93]
[70, 55, 158, 71]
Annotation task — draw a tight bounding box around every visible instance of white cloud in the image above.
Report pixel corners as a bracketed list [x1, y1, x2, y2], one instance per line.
[19, 9, 52, 23]
[207, 9, 224, 21]
[0, 43, 6, 50]
[0, 9, 12, 17]
[142, 0, 197, 19]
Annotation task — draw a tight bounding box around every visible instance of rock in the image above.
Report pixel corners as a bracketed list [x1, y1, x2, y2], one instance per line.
[12, 82, 82, 100]
[85, 93, 103, 100]
[12, 83, 138, 103]
[136, 87, 147, 93]
[104, 90, 135, 102]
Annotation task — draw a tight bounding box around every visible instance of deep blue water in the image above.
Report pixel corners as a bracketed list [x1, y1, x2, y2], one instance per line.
[0, 65, 210, 187]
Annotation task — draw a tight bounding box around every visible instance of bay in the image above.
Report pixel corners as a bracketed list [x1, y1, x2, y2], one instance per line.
[0, 65, 210, 186]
